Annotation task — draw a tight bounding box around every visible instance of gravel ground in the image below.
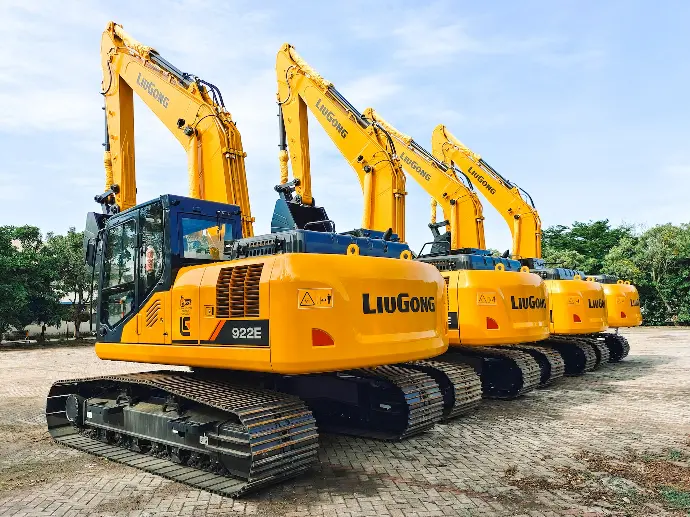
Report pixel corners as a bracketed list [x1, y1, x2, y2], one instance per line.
[0, 327, 689, 517]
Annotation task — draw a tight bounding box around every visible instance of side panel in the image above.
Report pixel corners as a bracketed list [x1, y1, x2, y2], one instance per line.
[170, 268, 204, 344]
[547, 279, 608, 334]
[137, 291, 170, 344]
[267, 254, 447, 373]
[603, 283, 642, 328]
[451, 270, 550, 347]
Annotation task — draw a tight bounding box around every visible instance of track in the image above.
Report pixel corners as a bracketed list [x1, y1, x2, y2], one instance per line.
[537, 338, 597, 376]
[404, 360, 482, 420]
[214, 365, 447, 442]
[46, 371, 319, 497]
[441, 347, 541, 399]
[579, 336, 611, 367]
[508, 345, 565, 387]
[599, 332, 631, 362]
[305, 366, 445, 440]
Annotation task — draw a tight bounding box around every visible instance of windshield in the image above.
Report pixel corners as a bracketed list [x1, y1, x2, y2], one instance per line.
[181, 216, 234, 260]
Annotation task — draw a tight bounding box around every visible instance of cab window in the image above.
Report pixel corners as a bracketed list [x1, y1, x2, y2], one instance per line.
[101, 219, 137, 327]
[181, 216, 233, 260]
[139, 202, 164, 302]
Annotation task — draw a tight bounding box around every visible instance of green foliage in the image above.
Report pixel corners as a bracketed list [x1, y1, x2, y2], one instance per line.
[658, 487, 690, 510]
[604, 223, 690, 325]
[542, 220, 635, 272]
[542, 247, 593, 271]
[45, 228, 93, 337]
[0, 226, 62, 333]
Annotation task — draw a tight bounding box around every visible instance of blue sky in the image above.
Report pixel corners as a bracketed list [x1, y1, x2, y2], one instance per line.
[1, 1, 688, 253]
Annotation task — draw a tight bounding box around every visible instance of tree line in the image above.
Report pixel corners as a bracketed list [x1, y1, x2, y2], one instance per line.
[0, 226, 92, 339]
[1, 219, 687, 338]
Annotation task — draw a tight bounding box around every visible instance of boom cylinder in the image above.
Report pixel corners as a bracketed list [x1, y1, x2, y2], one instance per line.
[278, 105, 289, 184]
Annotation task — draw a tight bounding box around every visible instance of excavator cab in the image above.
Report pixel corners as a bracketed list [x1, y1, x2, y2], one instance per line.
[84, 194, 245, 343]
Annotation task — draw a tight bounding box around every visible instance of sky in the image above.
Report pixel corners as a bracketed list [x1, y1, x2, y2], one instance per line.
[0, 0, 688, 253]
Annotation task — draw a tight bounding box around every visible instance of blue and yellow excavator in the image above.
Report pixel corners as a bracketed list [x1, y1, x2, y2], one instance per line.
[274, 43, 581, 401]
[46, 22, 455, 498]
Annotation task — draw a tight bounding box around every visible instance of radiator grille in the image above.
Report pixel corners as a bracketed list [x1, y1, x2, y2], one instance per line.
[216, 264, 263, 318]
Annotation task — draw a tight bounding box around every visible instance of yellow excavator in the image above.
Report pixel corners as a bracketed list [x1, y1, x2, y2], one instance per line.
[431, 125, 640, 363]
[46, 22, 453, 497]
[275, 44, 483, 417]
[358, 110, 576, 386]
[275, 43, 565, 400]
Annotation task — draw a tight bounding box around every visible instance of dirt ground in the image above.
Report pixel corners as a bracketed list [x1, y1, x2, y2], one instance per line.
[1, 327, 689, 517]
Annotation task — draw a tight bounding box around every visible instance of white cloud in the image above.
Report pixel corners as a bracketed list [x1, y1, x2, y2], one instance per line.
[338, 73, 402, 107]
[0, 90, 101, 133]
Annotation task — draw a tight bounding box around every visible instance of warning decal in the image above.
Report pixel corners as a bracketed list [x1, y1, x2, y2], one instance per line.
[476, 292, 497, 306]
[298, 288, 334, 309]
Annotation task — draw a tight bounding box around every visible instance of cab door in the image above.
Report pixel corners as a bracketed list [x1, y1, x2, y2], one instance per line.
[136, 201, 171, 344]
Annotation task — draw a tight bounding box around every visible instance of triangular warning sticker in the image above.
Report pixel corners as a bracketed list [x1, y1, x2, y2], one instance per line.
[300, 292, 316, 307]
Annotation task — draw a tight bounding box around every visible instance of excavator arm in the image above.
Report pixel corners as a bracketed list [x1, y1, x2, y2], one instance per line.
[101, 22, 254, 236]
[363, 111, 486, 251]
[431, 125, 540, 259]
[276, 44, 407, 240]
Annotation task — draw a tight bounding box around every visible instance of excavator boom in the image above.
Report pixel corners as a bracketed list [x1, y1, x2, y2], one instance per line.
[276, 44, 407, 240]
[101, 22, 254, 236]
[431, 124, 541, 260]
[363, 111, 486, 250]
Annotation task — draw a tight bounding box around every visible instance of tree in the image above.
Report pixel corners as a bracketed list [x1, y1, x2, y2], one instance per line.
[0, 226, 62, 334]
[542, 247, 593, 271]
[542, 220, 636, 273]
[46, 228, 94, 338]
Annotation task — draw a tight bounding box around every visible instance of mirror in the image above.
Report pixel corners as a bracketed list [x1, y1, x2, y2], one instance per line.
[85, 239, 97, 267]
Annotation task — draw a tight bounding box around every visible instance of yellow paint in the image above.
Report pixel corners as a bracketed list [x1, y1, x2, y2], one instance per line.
[602, 282, 642, 328]
[546, 279, 608, 334]
[98, 253, 448, 374]
[446, 270, 550, 346]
